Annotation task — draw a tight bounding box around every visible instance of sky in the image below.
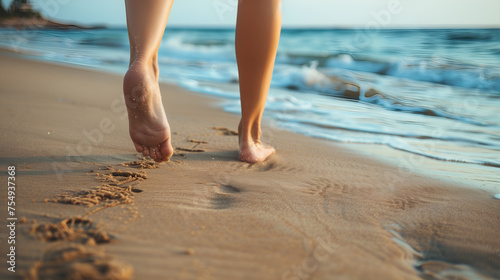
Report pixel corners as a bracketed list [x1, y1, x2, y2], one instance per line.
[3, 0, 500, 28]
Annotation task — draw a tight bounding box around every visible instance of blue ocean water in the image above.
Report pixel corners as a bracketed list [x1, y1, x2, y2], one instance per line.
[1, 27, 499, 186]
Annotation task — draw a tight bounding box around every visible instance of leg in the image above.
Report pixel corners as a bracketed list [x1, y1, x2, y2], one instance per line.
[123, 0, 174, 162]
[236, 0, 282, 163]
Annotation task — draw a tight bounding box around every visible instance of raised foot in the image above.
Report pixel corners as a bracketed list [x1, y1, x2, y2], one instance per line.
[239, 141, 275, 163]
[123, 65, 173, 162]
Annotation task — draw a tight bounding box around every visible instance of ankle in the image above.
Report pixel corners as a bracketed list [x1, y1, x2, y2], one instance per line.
[238, 121, 262, 146]
[128, 56, 159, 81]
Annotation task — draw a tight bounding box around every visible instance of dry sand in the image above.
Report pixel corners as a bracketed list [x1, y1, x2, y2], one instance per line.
[0, 55, 499, 280]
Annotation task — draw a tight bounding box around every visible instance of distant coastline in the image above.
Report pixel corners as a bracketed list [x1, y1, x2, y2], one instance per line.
[0, 17, 105, 30]
[0, 0, 104, 30]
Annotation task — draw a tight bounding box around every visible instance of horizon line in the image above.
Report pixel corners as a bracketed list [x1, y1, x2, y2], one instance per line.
[105, 24, 500, 30]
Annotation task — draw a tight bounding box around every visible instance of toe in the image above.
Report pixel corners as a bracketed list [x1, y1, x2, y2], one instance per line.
[159, 140, 173, 161]
[142, 147, 150, 158]
[149, 147, 157, 160]
[154, 145, 165, 162]
[155, 147, 162, 160]
[134, 143, 144, 153]
[261, 146, 276, 161]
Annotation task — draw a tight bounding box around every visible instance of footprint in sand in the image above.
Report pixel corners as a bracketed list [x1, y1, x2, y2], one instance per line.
[54, 184, 141, 214]
[210, 184, 242, 210]
[27, 161, 151, 279]
[213, 126, 238, 136]
[95, 166, 148, 186]
[55, 164, 147, 210]
[173, 183, 240, 213]
[26, 243, 133, 280]
[210, 193, 234, 210]
[218, 184, 241, 194]
[30, 217, 112, 245]
[188, 139, 208, 144]
[175, 138, 209, 153]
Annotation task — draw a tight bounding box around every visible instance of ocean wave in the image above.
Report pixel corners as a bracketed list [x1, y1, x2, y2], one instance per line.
[260, 62, 495, 127]
[272, 61, 345, 94]
[155, 34, 500, 92]
[326, 54, 500, 91]
[159, 36, 236, 63]
[92, 28, 500, 93]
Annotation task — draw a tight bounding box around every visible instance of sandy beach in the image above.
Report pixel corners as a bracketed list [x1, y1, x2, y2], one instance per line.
[0, 54, 499, 280]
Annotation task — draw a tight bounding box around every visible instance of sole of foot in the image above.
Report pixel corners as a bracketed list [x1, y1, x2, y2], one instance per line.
[123, 64, 173, 162]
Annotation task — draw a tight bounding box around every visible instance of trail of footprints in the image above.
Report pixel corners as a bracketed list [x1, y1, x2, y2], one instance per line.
[26, 158, 157, 280]
[213, 126, 238, 136]
[26, 127, 278, 279]
[25, 127, 237, 279]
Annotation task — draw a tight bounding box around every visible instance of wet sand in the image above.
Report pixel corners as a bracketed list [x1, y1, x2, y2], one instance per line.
[0, 55, 499, 280]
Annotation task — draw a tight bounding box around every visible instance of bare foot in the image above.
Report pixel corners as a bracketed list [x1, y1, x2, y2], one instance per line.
[238, 122, 275, 163]
[123, 63, 173, 162]
[239, 140, 275, 163]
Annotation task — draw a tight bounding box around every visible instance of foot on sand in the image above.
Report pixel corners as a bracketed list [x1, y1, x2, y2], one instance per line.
[123, 63, 173, 162]
[238, 122, 275, 163]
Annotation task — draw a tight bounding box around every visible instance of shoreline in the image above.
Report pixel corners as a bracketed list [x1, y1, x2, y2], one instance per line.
[0, 46, 495, 194]
[0, 55, 499, 279]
